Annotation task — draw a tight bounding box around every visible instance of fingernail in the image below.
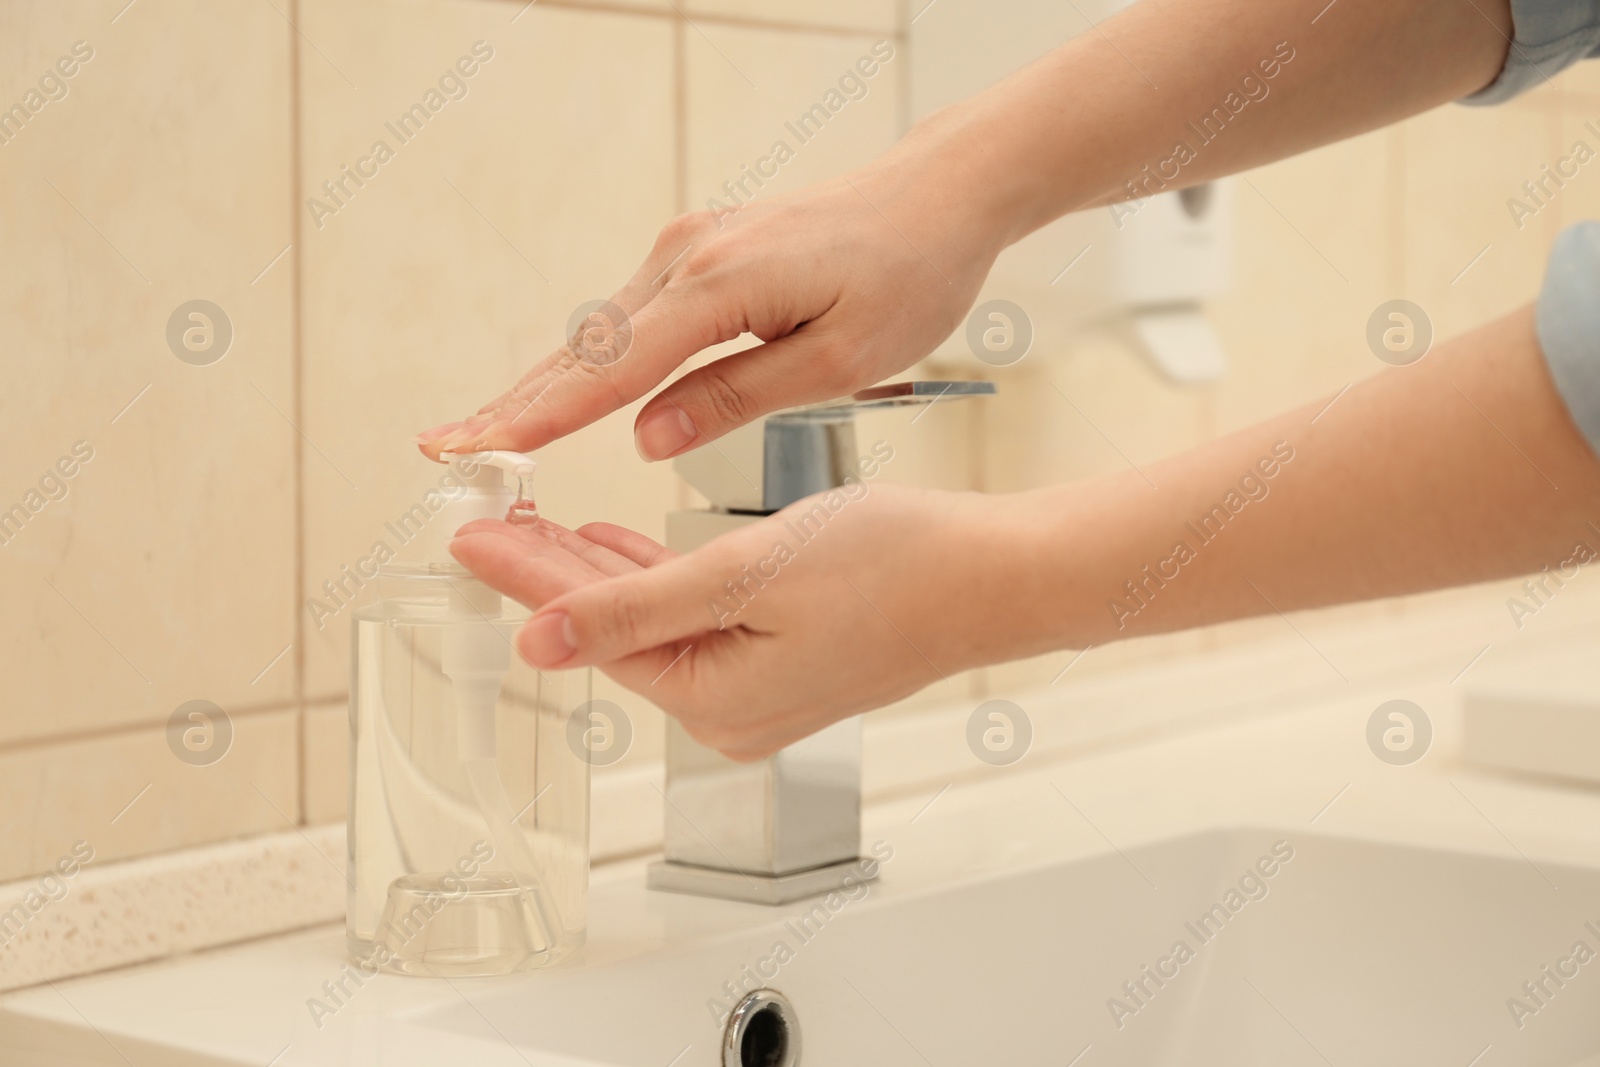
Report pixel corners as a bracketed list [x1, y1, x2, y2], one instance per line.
[435, 425, 488, 455]
[635, 407, 698, 461]
[415, 420, 463, 445]
[522, 611, 578, 666]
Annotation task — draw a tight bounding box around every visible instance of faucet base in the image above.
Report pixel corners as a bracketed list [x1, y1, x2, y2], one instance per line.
[646, 857, 878, 906]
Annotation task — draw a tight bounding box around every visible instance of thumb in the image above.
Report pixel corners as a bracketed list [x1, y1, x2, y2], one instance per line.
[632, 328, 853, 461]
[517, 546, 736, 668]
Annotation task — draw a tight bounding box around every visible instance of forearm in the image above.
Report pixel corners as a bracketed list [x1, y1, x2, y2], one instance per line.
[1027, 307, 1600, 647]
[893, 0, 1512, 243]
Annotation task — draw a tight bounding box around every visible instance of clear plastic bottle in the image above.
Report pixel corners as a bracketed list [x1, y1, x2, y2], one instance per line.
[345, 454, 588, 976]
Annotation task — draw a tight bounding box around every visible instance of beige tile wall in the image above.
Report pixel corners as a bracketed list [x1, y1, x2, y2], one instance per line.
[0, 0, 298, 879]
[4, 0, 1598, 886]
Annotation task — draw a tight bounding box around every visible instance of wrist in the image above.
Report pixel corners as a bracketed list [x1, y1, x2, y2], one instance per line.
[1010, 485, 1109, 651]
[995, 481, 1154, 656]
[883, 51, 1118, 247]
[861, 102, 1038, 257]
[935, 486, 1112, 671]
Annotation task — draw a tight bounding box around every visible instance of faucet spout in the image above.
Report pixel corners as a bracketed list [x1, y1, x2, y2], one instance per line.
[646, 381, 995, 904]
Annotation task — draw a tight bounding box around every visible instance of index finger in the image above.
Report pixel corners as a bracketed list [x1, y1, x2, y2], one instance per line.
[423, 293, 728, 461]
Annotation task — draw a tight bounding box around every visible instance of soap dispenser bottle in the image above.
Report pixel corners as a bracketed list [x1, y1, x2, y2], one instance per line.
[346, 452, 589, 976]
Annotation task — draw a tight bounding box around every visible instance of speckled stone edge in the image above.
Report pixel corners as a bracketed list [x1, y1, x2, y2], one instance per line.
[0, 768, 670, 994]
[0, 825, 346, 994]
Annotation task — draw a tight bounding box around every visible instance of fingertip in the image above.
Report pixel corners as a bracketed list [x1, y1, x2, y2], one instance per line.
[575, 521, 625, 540]
[433, 428, 480, 455]
[446, 534, 483, 569]
[450, 526, 484, 545]
[440, 417, 552, 459]
[577, 522, 676, 568]
[634, 405, 701, 461]
[518, 610, 579, 668]
[454, 517, 515, 538]
[416, 420, 463, 444]
[433, 413, 505, 455]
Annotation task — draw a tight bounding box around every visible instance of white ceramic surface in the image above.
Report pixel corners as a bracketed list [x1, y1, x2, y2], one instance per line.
[5, 683, 1600, 1066]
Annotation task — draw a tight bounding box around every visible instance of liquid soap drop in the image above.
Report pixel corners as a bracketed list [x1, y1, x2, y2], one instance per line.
[506, 466, 538, 526]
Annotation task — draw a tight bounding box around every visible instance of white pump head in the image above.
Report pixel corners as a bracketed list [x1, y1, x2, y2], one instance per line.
[420, 451, 538, 564]
[445, 450, 537, 483]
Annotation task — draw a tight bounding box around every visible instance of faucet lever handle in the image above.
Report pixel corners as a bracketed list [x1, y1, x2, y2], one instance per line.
[761, 380, 997, 509]
[844, 379, 997, 409]
[676, 380, 997, 513]
[771, 380, 997, 421]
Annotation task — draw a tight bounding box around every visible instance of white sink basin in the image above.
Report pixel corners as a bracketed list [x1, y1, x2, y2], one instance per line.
[7, 692, 1600, 1067]
[411, 828, 1600, 1067]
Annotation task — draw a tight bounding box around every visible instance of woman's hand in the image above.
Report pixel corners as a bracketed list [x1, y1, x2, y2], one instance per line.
[416, 0, 1516, 464]
[449, 484, 1061, 760]
[417, 153, 1006, 463]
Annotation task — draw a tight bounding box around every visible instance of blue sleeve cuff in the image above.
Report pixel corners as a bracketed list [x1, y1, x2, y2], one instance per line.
[1462, 0, 1600, 105]
[1537, 220, 1600, 456]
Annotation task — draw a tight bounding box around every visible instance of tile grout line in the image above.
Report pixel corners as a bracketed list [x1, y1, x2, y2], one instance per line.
[289, 0, 310, 829]
[0, 702, 305, 760]
[674, 12, 687, 216]
[671, 6, 694, 514]
[524, 0, 900, 39]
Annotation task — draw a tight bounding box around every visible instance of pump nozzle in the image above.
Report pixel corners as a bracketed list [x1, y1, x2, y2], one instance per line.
[444, 450, 538, 526]
[444, 450, 536, 481]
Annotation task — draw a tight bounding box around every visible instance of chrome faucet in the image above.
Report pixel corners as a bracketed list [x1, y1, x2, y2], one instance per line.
[646, 381, 996, 904]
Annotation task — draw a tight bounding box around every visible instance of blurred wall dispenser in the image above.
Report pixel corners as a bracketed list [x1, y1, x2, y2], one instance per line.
[1118, 183, 1231, 383]
[347, 451, 589, 976]
[957, 180, 1233, 383]
[651, 381, 995, 905]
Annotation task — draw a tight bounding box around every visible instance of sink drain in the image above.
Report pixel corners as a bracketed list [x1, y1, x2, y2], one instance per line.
[722, 989, 800, 1067]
